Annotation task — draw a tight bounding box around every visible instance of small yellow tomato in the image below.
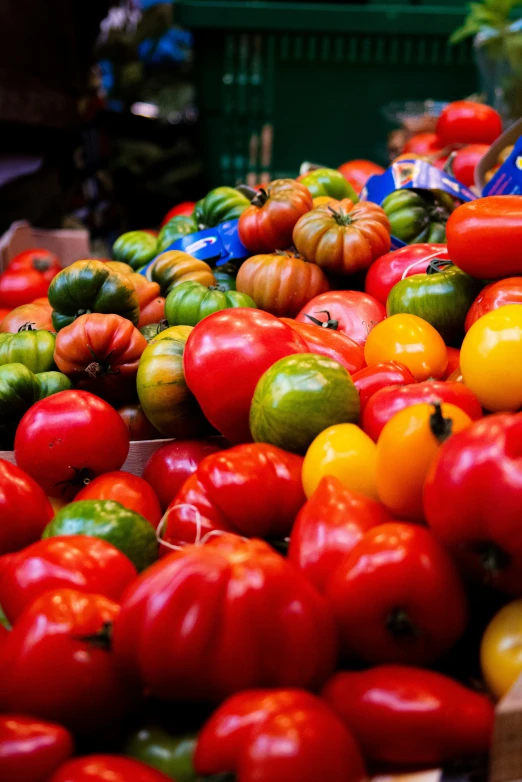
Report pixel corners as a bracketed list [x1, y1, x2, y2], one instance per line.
[364, 313, 448, 381]
[302, 423, 378, 500]
[461, 304, 522, 412]
[376, 402, 472, 521]
[481, 599, 522, 700]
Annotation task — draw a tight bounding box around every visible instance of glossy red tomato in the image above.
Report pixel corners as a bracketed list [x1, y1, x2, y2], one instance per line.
[0, 535, 137, 623]
[117, 403, 163, 441]
[160, 201, 196, 227]
[238, 179, 313, 254]
[50, 755, 172, 782]
[351, 361, 415, 414]
[443, 346, 461, 378]
[74, 471, 162, 526]
[14, 390, 130, 499]
[362, 380, 483, 441]
[0, 459, 54, 554]
[365, 244, 449, 305]
[0, 589, 135, 734]
[338, 160, 385, 195]
[403, 132, 445, 157]
[0, 269, 51, 309]
[8, 249, 61, 281]
[281, 318, 366, 374]
[0, 715, 74, 782]
[437, 101, 502, 146]
[451, 144, 489, 187]
[465, 278, 522, 332]
[295, 290, 386, 347]
[142, 438, 225, 510]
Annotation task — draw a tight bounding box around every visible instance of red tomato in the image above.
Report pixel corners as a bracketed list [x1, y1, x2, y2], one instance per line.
[362, 380, 483, 441]
[351, 361, 416, 414]
[238, 179, 313, 253]
[0, 299, 53, 333]
[288, 476, 392, 592]
[337, 159, 385, 195]
[142, 438, 225, 510]
[443, 346, 461, 378]
[160, 201, 196, 227]
[74, 471, 162, 526]
[437, 101, 502, 146]
[138, 296, 165, 328]
[14, 390, 130, 499]
[450, 144, 489, 187]
[183, 309, 307, 443]
[365, 244, 449, 305]
[8, 249, 61, 281]
[280, 318, 366, 374]
[0, 589, 135, 734]
[0, 269, 51, 309]
[0, 715, 74, 782]
[465, 277, 522, 331]
[117, 403, 162, 441]
[295, 290, 386, 347]
[0, 308, 11, 323]
[447, 196, 522, 279]
[0, 459, 54, 555]
[326, 523, 468, 665]
[403, 132, 445, 157]
[0, 535, 137, 623]
[50, 756, 173, 782]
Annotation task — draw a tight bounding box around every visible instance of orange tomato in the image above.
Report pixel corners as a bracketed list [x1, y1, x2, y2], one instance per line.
[364, 314, 448, 381]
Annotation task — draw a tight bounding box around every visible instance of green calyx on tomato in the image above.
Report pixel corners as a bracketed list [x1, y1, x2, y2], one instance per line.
[250, 352, 360, 454]
[165, 280, 256, 327]
[0, 327, 56, 373]
[300, 167, 359, 202]
[113, 230, 158, 270]
[193, 187, 251, 229]
[381, 189, 453, 245]
[386, 259, 482, 346]
[124, 725, 198, 781]
[140, 320, 169, 342]
[304, 309, 340, 330]
[42, 498, 158, 572]
[48, 260, 140, 331]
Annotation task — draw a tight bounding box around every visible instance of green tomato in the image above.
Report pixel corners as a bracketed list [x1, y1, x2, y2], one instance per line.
[140, 322, 168, 343]
[157, 216, 199, 254]
[165, 281, 256, 327]
[0, 363, 39, 447]
[387, 261, 482, 346]
[300, 167, 359, 202]
[42, 499, 158, 572]
[250, 353, 360, 454]
[113, 231, 158, 270]
[193, 187, 250, 228]
[381, 189, 451, 245]
[0, 328, 56, 374]
[48, 260, 140, 331]
[124, 726, 198, 782]
[213, 263, 238, 291]
[34, 371, 73, 400]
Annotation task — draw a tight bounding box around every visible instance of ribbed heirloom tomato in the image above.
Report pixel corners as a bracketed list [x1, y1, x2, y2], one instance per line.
[238, 179, 313, 253]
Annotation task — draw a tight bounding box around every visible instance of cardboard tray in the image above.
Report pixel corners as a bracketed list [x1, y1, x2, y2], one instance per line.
[475, 118, 522, 194]
[0, 220, 91, 273]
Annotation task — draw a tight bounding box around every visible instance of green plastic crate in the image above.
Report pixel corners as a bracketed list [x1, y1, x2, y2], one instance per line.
[177, 1, 477, 186]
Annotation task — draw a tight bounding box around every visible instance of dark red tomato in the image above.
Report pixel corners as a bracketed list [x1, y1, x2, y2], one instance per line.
[365, 244, 449, 305]
[0, 269, 51, 309]
[117, 403, 163, 441]
[8, 249, 61, 282]
[0, 715, 74, 782]
[50, 755, 172, 782]
[351, 361, 416, 414]
[362, 381, 483, 441]
[74, 471, 162, 526]
[143, 438, 225, 510]
[14, 390, 130, 499]
[443, 346, 461, 378]
[437, 101, 502, 146]
[295, 290, 386, 347]
[0, 459, 54, 555]
[281, 318, 366, 374]
[450, 144, 489, 187]
[465, 278, 522, 332]
[0, 535, 137, 624]
[238, 179, 313, 254]
[403, 132, 445, 157]
[0, 589, 136, 735]
[160, 201, 196, 227]
[337, 160, 385, 195]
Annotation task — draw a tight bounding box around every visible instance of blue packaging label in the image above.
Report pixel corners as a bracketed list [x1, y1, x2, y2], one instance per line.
[362, 159, 477, 205]
[161, 218, 249, 267]
[484, 136, 522, 195]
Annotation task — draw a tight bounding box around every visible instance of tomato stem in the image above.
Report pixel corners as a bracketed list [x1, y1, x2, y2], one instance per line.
[429, 402, 453, 443]
[305, 310, 339, 330]
[476, 542, 510, 576]
[74, 620, 113, 651]
[32, 257, 52, 272]
[328, 205, 353, 226]
[17, 322, 37, 332]
[385, 608, 418, 639]
[426, 259, 453, 275]
[251, 188, 269, 208]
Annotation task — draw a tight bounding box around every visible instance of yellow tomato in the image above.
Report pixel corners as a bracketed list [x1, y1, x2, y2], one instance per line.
[302, 423, 378, 500]
[48, 496, 68, 517]
[312, 196, 338, 208]
[481, 599, 522, 700]
[364, 313, 448, 381]
[461, 304, 522, 412]
[376, 402, 472, 521]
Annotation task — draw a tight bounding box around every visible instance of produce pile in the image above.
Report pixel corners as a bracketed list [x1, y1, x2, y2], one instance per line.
[1, 100, 522, 782]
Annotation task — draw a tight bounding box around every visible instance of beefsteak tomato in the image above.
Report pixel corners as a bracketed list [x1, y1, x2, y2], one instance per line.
[238, 179, 313, 253]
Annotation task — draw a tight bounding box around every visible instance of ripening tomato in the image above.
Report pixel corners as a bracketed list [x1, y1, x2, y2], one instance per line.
[461, 304, 522, 411]
[376, 402, 472, 521]
[302, 423, 378, 500]
[481, 599, 522, 700]
[337, 160, 385, 195]
[364, 314, 448, 381]
[437, 101, 502, 146]
[74, 471, 162, 526]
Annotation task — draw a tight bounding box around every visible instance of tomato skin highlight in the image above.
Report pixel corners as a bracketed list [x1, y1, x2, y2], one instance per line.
[0, 715, 74, 782]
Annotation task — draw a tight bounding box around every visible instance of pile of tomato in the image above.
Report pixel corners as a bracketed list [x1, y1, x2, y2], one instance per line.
[2, 99, 522, 782]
